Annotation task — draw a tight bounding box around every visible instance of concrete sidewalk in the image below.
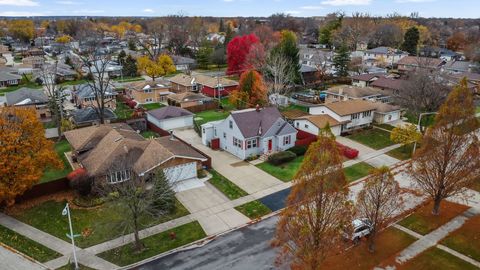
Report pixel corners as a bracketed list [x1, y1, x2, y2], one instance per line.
[0, 245, 48, 270]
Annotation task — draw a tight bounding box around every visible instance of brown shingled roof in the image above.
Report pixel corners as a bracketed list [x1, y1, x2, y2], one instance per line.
[324, 100, 377, 116]
[298, 115, 342, 128]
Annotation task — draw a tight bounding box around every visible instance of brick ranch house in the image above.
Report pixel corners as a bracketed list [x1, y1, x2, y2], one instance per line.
[64, 123, 208, 187]
[168, 74, 238, 97]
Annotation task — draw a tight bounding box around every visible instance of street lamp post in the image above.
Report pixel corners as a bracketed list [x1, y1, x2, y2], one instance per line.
[412, 112, 438, 155]
[62, 203, 79, 270]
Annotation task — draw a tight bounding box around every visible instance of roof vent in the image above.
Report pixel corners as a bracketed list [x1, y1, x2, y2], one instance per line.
[114, 137, 122, 142]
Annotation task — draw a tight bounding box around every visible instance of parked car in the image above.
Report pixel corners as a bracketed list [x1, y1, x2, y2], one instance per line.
[345, 218, 372, 244]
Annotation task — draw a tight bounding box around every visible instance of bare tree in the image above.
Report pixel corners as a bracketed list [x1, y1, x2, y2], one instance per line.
[140, 19, 165, 60]
[395, 68, 450, 132]
[37, 62, 66, 138]
[356, 166, 402, 252]
[409, 79, 480, 215]
[273, 130, 353, 269]
[76, 38, 116, 124]
[101, 163, 176, 251]
[263, 52, 294, 105]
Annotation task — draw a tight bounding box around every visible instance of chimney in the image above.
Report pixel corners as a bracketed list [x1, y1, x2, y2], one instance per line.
[256, 104, 261, 112]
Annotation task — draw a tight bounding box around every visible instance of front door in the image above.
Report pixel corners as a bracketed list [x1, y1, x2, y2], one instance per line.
[268, 139, 272, 151]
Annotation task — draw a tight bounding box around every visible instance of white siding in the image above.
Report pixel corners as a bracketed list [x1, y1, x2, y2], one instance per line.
[147, 114, 194, 130]
[294, 119, 342, 136]
[374, 111, 401, 124]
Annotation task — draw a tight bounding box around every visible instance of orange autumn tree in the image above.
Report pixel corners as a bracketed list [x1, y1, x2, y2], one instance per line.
[229, 70, 267, 109]
[409, 78, 480, 215]
[273, 129, 353, 270]
[0, 107, 62, 206]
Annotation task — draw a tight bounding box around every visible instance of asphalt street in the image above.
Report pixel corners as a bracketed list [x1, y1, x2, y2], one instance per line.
[134, 216, 287, 270]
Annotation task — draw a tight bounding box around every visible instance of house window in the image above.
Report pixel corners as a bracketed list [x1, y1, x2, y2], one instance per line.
[144, 89, 152, 93]
[107, 170, 131, 184]
[233, 137, 242, 148]
[305, 124, 309, 129]
[352, 113, 360, 120]
[214, 128, 217, 136]
[223, 132, 226, 139]
[246, 139, 258, 149]
[145, 98, 153, 103]
[296, 122, 299, 128]
[283, 135, 291, 146]
[229, 120, 233, 129]
[362, 111, 372, 117]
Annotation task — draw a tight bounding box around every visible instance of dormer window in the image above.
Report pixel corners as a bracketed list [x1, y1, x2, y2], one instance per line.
[107, 170, 131, 184]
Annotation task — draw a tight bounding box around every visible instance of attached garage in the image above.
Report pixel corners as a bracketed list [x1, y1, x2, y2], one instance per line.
[163, 162, 197, 183]
[147, 106, 194, 131]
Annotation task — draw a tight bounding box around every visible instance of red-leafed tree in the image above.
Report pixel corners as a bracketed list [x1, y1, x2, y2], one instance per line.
[226, 34, 260, 75]
[229, 70, 267, 109]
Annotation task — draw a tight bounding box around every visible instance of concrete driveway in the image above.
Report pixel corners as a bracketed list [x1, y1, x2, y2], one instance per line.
[173, 129, 284, 194]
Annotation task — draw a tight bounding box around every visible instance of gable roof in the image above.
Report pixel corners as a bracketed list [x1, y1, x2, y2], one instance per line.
[322, 100, 377, 116]
[298, 114, 342, 128]
[167, 92, 211, 103]
[397, 56, 444, 68]
[231, 107, 295, 138]
[5, 88, 48, 105]
[326, 85, 385, 98]
[366, 47, 407, 55]
[71, 107, 117, 124]
[0, 71, 22, 82]
[147, 106, 193, 121]
[371, 102, 402, 113]
[127, 80, 170, 92]
[350, 73, 384, 82]
[370, 77, 405, 91]
[168, 74, 239, 88]
[74, 83, 116, 98]
[64, 124, 206, 177]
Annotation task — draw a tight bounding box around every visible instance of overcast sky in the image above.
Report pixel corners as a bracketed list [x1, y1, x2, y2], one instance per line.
[0, 0, 478, 18]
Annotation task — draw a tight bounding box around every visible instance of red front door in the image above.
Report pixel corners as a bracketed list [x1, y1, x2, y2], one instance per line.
[268, 139, 272, 151]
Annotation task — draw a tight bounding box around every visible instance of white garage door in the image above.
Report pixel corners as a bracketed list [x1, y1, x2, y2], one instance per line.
[163, 162, 197, 183]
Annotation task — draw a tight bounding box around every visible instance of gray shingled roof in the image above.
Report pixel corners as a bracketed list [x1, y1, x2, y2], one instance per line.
[5, 88, 48, 106]
[0, 71, 22, 82]
[74, 83, 116, 99]
[71, 107, 117, 124]
[231, 107, 295, 139]
[147, 106, 193, 120]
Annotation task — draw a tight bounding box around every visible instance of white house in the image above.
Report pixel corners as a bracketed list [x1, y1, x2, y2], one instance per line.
[372, 103, 402, 124]
[146, 106, 194, 131]
[309, 100, 377, 133]
[363, 47, 408, 67]
[201, 107, 297, 160]
[294, 115, 343, 136]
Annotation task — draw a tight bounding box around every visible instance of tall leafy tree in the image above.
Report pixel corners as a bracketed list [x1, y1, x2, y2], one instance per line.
[123, 55, 138, 77]
[401, 27, 420, 55]
[357, 166, 402, 252]
[117, 50, 127, 65]
[318, 13, 343, 47]
[226, 34, 260, 75]
[273, 130, 353, 269]
[409, 78, 480, 215]
[137, 54, 176, 81]
[8, 20, 34, 43]
[333, 44, 350, 77]
[197, 44, 213, 69]
[271, 30, 301, 84]
[229, 70, 267, 109]
[0, 108, 62, 206]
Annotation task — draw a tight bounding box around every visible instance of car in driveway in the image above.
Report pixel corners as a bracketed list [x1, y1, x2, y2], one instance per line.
[344, 218, 372, 244]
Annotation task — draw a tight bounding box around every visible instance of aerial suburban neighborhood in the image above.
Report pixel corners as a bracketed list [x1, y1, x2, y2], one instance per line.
[1, 0, 480, 269]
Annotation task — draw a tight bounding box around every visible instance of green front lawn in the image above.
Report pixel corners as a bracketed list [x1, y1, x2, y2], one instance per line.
[347, 128, 395, 150]
[219, 97, 235, 111]
[114, 101, 134, 120]
[43, 120, 58, 129]
[12, 199, 190, 248]
[256, 156, 304, 182]
[441, 215, 480, 262]
[397, 201, 470, 235]
[141, 131, 159, 138]
[40, 140, 72, 183]
[140, 103, 165, 111]
[98, 221, 206, 266]
[194, 110, 230, 126]
[56, 264, 96, 270]
[113, 76, 145, 83]
[404, 111, 436, 128]
[398, 247, 478, 270]
[208, 170, 248, 200]
[344, 162, 374, 183]
[374, 123, 395, 131]
[235, 201, 272, 219]
[59, 79, 87, 87]
[386, 144, 415, 161]
[0, 225, 61, 263]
